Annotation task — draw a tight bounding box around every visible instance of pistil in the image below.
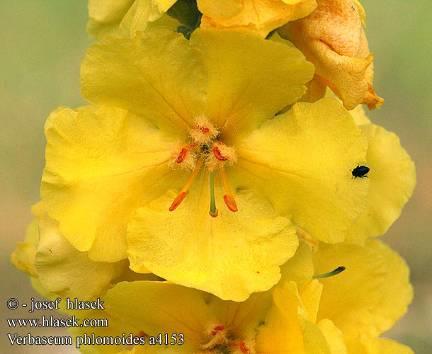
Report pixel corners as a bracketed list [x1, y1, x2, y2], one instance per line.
[209, 172, 218, 217]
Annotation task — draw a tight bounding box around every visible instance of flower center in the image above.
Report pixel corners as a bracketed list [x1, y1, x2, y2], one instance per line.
[198, 324, 255, 354]
[169, 116, 238, 217]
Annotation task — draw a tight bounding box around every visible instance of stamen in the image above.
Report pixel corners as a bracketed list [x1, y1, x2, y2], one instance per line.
[213, 145, 228, 161]
[220, 169, 238, 212]
[169, 192, 187, 212]
[176, 147, 189, 164]
[210, 325, 225, 336]
[239, 341, 250, 354]
[169, 160, 203, 211]
[313, 266, 346, 279]
[209, 172, 218, 217]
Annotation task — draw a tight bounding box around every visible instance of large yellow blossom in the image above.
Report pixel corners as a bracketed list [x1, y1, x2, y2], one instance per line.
[41, 28, 372, 301]
[198, 0, 318, 37]
[88, 0, 177, 38]
[72, 240, 413, 354]
[280, 0, 384, 110]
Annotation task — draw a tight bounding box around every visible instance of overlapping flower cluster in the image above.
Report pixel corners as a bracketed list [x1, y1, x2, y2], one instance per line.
[12, 1, 416, 353]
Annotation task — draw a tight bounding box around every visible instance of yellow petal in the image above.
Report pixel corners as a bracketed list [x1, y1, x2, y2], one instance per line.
[198, 0, 317, 37]
[128, 175, 298, 301]
[76, 280, 271, 353]
[104, 281, 207, 351]
[300, 280, 323, 323]
[314, 240, 413, 338]
[119, 0, 177, 37]
[88, 0, 177, 38]
[235, 98, 369, 243]
[256, 281, 306, 353]
[41, 105, 177, 262]
[280, 240, 315, 282]
[81, 30, 206, 136]
[303, 320, 331, 354]
[198, 0, 243, 20]
[347, 337, 414, 354]
[10, 220, 39, 277]
[317, 319, 347, 354]
[280, 0, 383, 110]
[88, 0, 134, 23]
[34, 208, 127, 300]
[346, 124, 416, 243]
[191, 29, 314, 141]
[350, 104, 371, 126]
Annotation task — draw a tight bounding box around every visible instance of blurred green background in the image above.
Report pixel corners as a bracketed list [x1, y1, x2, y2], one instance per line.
[0, 1, 430, 353]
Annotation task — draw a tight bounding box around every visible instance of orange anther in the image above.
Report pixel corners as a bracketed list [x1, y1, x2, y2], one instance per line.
[200, 126, 210, 134]
[213, 146, 228, 161]
[168, 159, 203, 212]
[220, 168, 238, 213]
[169, 191, 187, 211]
[223, 195, 238, 212]
[210, 324, 225, 336]
[176, 147, 189, 163]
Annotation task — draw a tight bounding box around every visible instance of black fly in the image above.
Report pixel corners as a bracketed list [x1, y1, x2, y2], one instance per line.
[352, 165, 370, 178]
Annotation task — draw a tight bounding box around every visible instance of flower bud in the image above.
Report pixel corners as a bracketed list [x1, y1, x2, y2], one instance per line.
[280, 0, 383, 109]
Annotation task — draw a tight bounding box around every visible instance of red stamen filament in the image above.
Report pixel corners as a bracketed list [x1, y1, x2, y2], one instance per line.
[169, 160, 203, 211]
[220, 169, 238, 212]
[213, 146, 228, 161]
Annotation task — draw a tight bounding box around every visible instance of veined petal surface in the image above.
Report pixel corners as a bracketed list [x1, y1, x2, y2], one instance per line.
[235, 98, 369, 243]
[42, 105, 177, 261]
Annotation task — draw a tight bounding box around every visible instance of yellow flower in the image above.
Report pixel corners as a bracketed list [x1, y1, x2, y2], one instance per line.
[72, 240, 413, 354]
[198, 0, 318, 37]
[88, 0, 177, 38]
[11, 203, 155, 300]
[42, 29, 371, 300]
[280, 0, 384, 110]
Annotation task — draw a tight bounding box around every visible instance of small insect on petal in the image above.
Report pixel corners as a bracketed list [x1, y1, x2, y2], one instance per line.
[352, 165, 370, 178]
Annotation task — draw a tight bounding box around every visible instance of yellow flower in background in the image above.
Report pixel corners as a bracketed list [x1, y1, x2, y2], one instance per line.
[88, 0, 177, 38]
[40, 28, 373, 301]
[71, 240, 413, 354]
[11, 203, 157, 301]
[198, 0, 317, 37]
[280, 0, 384, 110]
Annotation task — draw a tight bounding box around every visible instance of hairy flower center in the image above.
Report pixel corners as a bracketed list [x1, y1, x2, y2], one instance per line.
[198, 324, 254, 354]
[169, 116, 238, 217]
